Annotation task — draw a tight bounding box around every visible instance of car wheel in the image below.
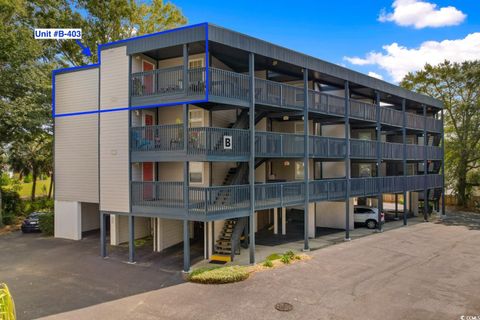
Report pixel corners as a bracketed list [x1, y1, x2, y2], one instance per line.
[366, 220, 377, 229]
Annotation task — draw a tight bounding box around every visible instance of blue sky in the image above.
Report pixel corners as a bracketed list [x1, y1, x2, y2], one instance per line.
[174, 0, 480, 83]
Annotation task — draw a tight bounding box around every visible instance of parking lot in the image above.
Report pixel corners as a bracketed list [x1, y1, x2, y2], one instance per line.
[1, 209, 479, 319]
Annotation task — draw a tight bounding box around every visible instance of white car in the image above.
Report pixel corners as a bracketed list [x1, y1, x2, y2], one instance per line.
[354, 205, 385, 229]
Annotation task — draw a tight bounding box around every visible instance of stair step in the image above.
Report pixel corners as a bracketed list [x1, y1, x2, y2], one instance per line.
[210, 254, 231, 263]
[215, 249, 232, 254]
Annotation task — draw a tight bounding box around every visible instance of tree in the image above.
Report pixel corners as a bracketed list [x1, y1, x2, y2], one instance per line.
[401, 60, 480, 206]
[8, 133, 53, 201]
[0, 0, 187, 222]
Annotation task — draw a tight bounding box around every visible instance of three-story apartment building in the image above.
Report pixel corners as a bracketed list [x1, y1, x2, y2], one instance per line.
[53, 23, 444, 271]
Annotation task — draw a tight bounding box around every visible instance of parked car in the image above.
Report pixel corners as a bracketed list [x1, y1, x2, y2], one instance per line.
[21, 212, 47, 233]
[354, 205, 385, 229]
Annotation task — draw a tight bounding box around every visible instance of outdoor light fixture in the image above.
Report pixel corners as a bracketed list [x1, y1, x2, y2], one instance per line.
[135, 56, 140, 60]
[272, 60, 278, 66]
[135, 110, 140, 116]
[284, 161, 290, 166]
[283, 116, 289, 121]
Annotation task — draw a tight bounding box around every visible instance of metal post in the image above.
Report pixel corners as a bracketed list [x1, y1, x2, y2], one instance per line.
[182, 103, 190, 272]
[100, 212, 106, 257]
[303, 68, 310, 251]
[441, 108, 446, 216]
[344, 81, 351, 241]
[423, 105, 428, 222]
[183, 219, 190, 272]
[183, 44, 188, 92]
[395, 194, 398, 219]
[375, 91, 383, 232]
[128, 215, 135, 263]
[248, 52, 256, 264]
[402, 99, 407, 225]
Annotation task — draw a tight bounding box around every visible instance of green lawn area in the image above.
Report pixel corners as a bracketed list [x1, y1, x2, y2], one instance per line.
[18, 178, 52, 198]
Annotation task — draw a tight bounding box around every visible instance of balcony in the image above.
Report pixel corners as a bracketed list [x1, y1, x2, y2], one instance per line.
[130, 66, 442, 133]
[131, 174, 443, 220]
[131, 125, 441, 162]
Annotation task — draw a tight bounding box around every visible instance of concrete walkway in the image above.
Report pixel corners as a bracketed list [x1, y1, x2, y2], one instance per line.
[42, 213, 480, 320]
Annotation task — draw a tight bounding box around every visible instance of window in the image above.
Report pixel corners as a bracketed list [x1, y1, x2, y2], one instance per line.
[189, 109, 204, 128]
[359, 164, 372, 177]
[294, 122, 304, 134]
[295, 161, 304, 180]
[188, 58, 204, 69]
[189, 162, 203, 184]
[189, 59, 204, 83]
[358, 131, 372, 140]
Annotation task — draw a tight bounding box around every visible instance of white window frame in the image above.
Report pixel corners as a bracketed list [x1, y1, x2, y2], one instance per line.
[189, 162, 204, 185]
[189, 109, 204, 128]
[294, 161, 304, 180]
[188, 58, 204, 69]
[294, 122, 304, 134]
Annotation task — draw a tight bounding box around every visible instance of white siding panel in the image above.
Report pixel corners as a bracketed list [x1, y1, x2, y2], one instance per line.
[56, 68, 99, 114]
[55, 114, 98, 202]
[99, 45, 130, 212]
[100, 111, 129, 212]
[100, 46, 129, 110]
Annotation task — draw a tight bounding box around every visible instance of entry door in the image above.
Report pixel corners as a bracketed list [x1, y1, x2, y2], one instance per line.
[143, 61, 154, 95]
[143, 112, 155, 200]
[143, 162, 154, 200]
[144, 114, 153, 141]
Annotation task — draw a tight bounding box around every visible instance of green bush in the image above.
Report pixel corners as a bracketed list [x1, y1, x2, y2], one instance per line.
[38, 212, 54, 236]
[263, 260, 273, 268]
[188, 266, 249, 284]
[23, 197, 54, 215]
[1, 189, 23, 224]
[280, 254, 292, 264]
[285, 250, 295, 259]
[23, 174, 32, 183]
[266, 253, 281, 261]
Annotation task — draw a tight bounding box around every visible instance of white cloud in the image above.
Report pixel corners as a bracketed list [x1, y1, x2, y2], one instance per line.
[379, 0, 466, 29]
[344, 33, 480, 82]
[368, 71, 384, 80]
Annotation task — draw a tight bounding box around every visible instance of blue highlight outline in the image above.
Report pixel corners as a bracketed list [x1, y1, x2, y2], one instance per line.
[52, 22, 210, 118]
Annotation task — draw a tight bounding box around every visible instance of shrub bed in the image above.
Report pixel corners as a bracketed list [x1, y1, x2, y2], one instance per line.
[38, 212, 54, 236]
[188, 266, 250, 284]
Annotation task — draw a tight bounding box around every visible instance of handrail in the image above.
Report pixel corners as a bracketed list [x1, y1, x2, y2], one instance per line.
[131, 175, 443, 216]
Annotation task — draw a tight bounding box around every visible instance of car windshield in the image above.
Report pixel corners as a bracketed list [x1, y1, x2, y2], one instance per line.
[29, 212, 44, 219]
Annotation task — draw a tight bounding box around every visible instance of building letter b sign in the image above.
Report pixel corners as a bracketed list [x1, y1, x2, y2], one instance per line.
[224, 136, 232, 150]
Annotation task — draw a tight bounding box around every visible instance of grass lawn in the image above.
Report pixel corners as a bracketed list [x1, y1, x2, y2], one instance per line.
[18, 178, 52, 198]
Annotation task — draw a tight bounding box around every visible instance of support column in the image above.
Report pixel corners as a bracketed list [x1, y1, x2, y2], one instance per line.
[394, 194, 398, 220]
[183, 220, 190, 272]
[344, 81, 351, 240]
[100, 212, 107, 258]
[128, 215, 135, 263]
[402, 99, 408, 225]
[303, 68, 310, 251]
[248, 52, 256, 264]
[423, 105, 429, 222]
[273, 208, 278, 235]
[281, 207, 286, 235]
[441, 108, 446, 216]
[375, 91, 383, 232]
[183, 44, 188, 92]
[182, 102, 190, 272]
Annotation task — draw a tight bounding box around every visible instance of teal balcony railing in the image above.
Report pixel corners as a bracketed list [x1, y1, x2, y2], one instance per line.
[131, 174, 442, 218]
